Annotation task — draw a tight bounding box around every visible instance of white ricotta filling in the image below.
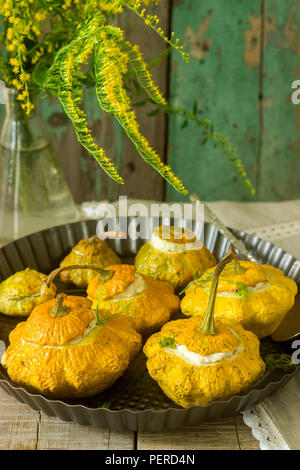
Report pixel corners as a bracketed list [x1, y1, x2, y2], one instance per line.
[165, 329, 244, 367]
[216, 281, 271, 299]
[150, 232, 204, 253]
[68, 314, 98, 345]
[111, 273, 147, 301]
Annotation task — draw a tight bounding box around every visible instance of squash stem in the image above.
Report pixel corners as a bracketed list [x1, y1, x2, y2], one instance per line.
[230, 258, 245, 274]
[199, 246, 238, 335]
[44, 264, 114, 288]
[51, 293, 70, 318]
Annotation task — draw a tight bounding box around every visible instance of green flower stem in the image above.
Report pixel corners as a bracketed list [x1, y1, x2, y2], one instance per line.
[199, 246, 238, 335]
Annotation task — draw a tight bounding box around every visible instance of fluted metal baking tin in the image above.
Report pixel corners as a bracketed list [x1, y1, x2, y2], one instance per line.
[0, 217, 299, 432]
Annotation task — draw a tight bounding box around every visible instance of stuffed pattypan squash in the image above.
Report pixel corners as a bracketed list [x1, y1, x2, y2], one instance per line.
[87, 264, 180, 334]
[1, 293, 142, 398]
[144, 248, 265, 408]
[135, 225, 216, 292]
[181, 255, 297, 338]
[0, 268, 56, 317]
[59, 235, 121, 287]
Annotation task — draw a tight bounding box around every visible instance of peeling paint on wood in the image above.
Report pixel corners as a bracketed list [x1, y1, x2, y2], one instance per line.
[167, 0, 261, 202]
[244, 13, 262, 70]
[185, 17, 213, 60]
[259, 0, 300, 200]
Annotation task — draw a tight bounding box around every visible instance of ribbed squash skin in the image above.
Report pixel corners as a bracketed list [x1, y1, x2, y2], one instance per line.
[1, 295, 142, 398]
[144, 316, 265, 408]
[59, 237, 121, 287]
[0, 269, 56, 317]
[135, 242, 216, 292]
[181, 261, 298, 338]
[87, 265, 180, 334]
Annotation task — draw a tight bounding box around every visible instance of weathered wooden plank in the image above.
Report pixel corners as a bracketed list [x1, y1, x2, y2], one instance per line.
[0, 388, 39, 450]
[259, 0, 300, 200]
[36, 414, 135, 450]
[45, 2, 170, 204]
[0, 387, 260, 450]
[235, 416, 260, 450]
[167, 0, 262, 202]
[137, 418, 240, 450]
[117, 2, 170, 202]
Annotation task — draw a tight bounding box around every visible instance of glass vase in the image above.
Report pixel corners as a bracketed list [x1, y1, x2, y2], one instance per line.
[0, 88, 79, 244]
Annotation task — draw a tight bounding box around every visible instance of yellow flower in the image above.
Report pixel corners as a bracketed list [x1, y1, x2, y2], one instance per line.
[19, 72, 30, 81]
[12, 79, 22, 90]
[34, 12, 46, 21]
[9, 57, 19, 66]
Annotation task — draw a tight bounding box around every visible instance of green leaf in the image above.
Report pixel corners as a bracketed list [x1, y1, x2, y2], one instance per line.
[133, 100, 147, 107]
[132, 78, 141, 93]
[181, 119, 188, 129]
[147, 108, 160, 117]
[265, 353, 296, 372]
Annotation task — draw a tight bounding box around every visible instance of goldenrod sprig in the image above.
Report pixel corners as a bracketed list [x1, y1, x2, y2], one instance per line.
[125, 0, 190, 63]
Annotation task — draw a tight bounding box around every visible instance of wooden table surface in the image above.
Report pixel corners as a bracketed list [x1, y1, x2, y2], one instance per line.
[0, 388, 260, 450]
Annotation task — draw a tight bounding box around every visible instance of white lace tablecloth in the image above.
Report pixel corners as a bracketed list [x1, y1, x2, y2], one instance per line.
[81, 198, 300, 450]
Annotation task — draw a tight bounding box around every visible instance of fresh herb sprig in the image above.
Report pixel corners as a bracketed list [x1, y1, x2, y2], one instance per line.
[158, 333, 177, 349]
[94, 297, 134, 326]
[180, 272, 249, 301]
[264, 353, 296, 373]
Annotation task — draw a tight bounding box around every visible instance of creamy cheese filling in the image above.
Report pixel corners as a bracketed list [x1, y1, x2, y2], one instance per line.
[68, 314, 98, 345]
[150, 232, 203, 253]
[165, 329, 243, 367]
[111, 273, 147, 301]
[216, 281, 271, 299]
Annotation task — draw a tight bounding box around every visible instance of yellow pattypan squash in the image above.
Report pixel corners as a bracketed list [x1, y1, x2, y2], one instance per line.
[1, 293, 141, 398]
[135, 225, 216, 292]
[87, 264, 180, 334]
[144, 248, 265, 408]
[181, 258, 297, 338]
[0, 268, 56, 317]
[59, 235, 121, 287]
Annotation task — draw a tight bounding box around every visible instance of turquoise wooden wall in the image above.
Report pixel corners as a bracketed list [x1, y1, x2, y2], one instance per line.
[35, 1, 300, 202]
[168, 0, 300, 202]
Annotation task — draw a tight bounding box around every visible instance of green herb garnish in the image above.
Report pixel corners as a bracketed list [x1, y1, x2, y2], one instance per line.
[94, 297, 134, 326]
[265, 353, 296, 372]
[233, 281, 248, 300]
[180, 271, 249, 301]
[158, 333, 177, 349]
